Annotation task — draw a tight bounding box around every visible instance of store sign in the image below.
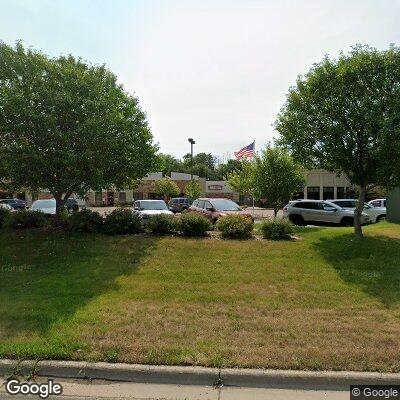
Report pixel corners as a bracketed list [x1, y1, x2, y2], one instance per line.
[208, 185, 223, 191]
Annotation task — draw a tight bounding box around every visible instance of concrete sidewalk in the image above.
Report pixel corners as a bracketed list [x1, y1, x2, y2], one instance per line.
[0, 377, 347, 400]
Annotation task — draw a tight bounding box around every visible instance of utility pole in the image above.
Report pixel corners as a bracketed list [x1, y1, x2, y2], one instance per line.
[188, 138, 195, 180]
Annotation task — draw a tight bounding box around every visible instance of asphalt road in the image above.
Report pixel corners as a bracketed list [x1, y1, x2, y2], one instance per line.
[0, 378, 348, 399]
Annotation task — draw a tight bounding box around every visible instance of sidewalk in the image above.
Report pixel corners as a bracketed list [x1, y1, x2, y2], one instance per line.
[0, 377, 348, 400]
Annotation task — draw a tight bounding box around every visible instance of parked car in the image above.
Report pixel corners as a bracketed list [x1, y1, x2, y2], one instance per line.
[31, 199, 57, 216]
[0, 198, 26, 209]
[30, 198, 79, 216]
[133, 200, 174, 220]
[188, 198, 253, 224]
[368, 198, 387, 208]
[283, 199, 371, 226]
[168, 197, 191, 213]
[65, 198, 80, 214]
[330, 199, 386, 223]
[0, 203, 14, 211]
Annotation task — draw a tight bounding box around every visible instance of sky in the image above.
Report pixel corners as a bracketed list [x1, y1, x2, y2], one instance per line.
[1, 0, 400, 160]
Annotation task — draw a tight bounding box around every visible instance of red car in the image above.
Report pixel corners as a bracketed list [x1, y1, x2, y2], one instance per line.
[188, 198, 253, 224]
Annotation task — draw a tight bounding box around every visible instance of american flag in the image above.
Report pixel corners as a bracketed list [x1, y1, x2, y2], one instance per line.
[234, 142, 255, 160]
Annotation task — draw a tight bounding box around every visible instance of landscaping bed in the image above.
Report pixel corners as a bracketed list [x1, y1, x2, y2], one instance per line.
[1, 222, 400, 372]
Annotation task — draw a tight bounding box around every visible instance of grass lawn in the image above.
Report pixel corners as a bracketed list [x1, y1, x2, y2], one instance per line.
[1, 222, 400, 372]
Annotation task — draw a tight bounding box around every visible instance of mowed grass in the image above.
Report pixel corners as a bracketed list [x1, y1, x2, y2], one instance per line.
[0, 222, 400, 371]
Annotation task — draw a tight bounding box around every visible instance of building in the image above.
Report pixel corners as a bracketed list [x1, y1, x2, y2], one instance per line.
[387, 188, 400, 223]
[301, 169, 352, 200]
[20, 169, 353, 207]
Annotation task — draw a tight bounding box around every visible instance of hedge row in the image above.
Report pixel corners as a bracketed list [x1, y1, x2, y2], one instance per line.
[0, 208, 294, 240]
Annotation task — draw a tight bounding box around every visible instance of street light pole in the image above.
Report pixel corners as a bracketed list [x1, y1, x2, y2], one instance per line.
[188, 138, 195, 181]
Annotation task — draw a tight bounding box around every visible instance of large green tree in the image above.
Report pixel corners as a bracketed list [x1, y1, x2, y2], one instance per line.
[276, 45, 400, 238]
[0, 42, 159, 217]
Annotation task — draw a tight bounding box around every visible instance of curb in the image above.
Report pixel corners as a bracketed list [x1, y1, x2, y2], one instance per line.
[1, 359, 400, 390]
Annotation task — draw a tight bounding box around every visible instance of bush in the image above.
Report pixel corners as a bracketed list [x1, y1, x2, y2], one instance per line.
[68, 209, 103, 233]
[103, 208, 142, 235]
[260, 218, 294, 240]
[5, 210, 47, 229]
[147, 214, 177, 235]
[177, 213, 212, 237]
[217, 214, 253, 239]
[0, 208, 11, 228]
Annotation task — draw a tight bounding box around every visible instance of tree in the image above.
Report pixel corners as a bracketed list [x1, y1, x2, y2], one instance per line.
[253, 147, 305, 217]
[159, 153, 183, 176]
[183, 152, 218, 179]
[276, 45, 400, 238]
[216, 159, 243, 180]
[154, 177, 180, 201]
[185, 180, 202, 201]
[226, 160, 254, 199]
[0, 42, 159, 217]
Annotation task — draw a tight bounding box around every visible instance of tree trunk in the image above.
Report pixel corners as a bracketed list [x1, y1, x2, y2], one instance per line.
[54, 193, 64, 219]
[354, 185, 366, 239]
[274, 208, 278, 218]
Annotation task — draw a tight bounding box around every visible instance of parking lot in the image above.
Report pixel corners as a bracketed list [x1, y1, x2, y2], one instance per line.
[88, 206, 282, 221]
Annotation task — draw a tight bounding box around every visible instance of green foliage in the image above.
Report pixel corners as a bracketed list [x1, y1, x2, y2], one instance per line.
[5, 210, 47, 229]
[0, 208, 11, 228]
[0, 42, 159, 217]
[103, 208, 142, 235]
[68, 209, 103, 233]
[253, 147, 305, 216]
[177, 213, 212, 237]
[226, 160, 254, 197]
[159, 154, 184, 176]
[185, 180, 202, 201]
[154, 177, 180, 200]
[276, 45, 400, 237]
[260, 218, 294, 240]
[216, 215, 253, 239]
[147, 214, 177, 235]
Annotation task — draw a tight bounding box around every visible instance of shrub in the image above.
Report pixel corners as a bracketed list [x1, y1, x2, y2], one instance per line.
[0, 208, 12, 228]
[260, 218, 294, 240]
[147, 214, 177, 235]
[217, 214, 253, 239]
[103, 208, 142, 235]
[68, 209, 103, 233]
[177, 213, 212, 237]
[5, 210, 47, 229]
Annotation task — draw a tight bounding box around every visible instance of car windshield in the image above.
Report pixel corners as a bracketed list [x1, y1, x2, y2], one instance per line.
[211, 199, 241, 211]
[139, 201, 168, 210]
[333, 200, 371, 209]
[33, 200, 56, 208]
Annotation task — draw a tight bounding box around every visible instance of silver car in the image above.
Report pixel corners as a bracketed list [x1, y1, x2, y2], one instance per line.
[283, 200, 371, 226]
[330, 199, 386, 223]
[133, 200, 174, 221]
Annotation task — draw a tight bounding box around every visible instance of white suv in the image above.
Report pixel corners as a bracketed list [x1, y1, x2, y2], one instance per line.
[330, 199, 386, 223]
[283, 200, 371, 226]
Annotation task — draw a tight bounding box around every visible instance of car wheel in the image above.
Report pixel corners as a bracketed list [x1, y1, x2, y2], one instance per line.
[340, 217, 354, 227]
[289, 214, 305, 226]
[376, 215, 386, 222]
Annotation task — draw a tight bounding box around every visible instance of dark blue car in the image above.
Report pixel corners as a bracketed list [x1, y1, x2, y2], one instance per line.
[0, 198, 26, 210]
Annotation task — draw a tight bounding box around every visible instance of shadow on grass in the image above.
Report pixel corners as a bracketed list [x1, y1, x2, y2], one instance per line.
[0, 229, 157, 339]
[314, 233, 400, 307]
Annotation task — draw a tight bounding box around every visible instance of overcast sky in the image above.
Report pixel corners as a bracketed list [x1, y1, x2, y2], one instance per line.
[1, 0, 400, 160]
